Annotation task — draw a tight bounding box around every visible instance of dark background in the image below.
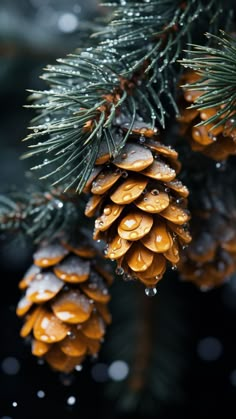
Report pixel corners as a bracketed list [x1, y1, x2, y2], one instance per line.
[1, 1, 236, 418]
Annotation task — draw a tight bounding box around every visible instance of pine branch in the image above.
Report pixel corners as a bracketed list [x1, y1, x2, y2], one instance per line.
[23, 0, 226, 193]
[181, 31, 236, 133]
[0, 184, 83, 243]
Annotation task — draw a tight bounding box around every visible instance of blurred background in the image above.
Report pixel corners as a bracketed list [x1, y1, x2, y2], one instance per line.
[1, 1, 236, 418]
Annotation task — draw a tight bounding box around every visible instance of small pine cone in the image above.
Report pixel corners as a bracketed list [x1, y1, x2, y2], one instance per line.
[16, 237, 112, 373]
[84, 132, 191, 290]
[178, 71, 236, 161]
[179, 214, 236, 290]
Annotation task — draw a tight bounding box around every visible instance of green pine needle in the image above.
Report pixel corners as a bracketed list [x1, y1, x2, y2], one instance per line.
[0, 185, 82, 243]
[181, 31, 236, 132]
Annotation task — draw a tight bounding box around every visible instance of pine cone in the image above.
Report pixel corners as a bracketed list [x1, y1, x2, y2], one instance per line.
[16, 237, 112, 372]
[84, 129, 191, 291]
[178, 71, 236, 160]
[179, 212, 236, 290]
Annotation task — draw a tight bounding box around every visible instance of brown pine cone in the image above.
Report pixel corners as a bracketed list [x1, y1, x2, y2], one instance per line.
[84, 130, 191, 292]
[16, 237, 112, 372]
[179, 213, 236, 290]
[178, 71, 236, 161]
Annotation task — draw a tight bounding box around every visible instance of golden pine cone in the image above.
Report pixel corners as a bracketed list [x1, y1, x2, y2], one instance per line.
[178, 215, 236, 290]
[84, 132, 191, 291]
[16, 237, 112, 373]
[178, 71, 236, 161]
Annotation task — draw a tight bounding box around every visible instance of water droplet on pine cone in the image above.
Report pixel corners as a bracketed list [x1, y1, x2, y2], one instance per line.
[123, 273, 133, 281]
[116, 267, 124, 275]
[151, 189, 159, 195]
[145, 287, 157, 297]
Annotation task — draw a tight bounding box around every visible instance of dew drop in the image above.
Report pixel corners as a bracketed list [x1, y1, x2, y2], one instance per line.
[67, 396, 76, 406]
[104, 206, 112, 215]
[123, 273, 133, 281]
[145, 287, 157, 297]
[75, 365, 83, 372]
[116, 267, 124, 275]
[151, 189, 159, 195]
[139, 135, 146, 144]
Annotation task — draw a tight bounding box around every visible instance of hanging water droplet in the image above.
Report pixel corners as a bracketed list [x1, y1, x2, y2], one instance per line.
[139, 135, 146, 144]
[75, 365, 83, 372]
[145, 287, 157, 297]
[216, 160, 226, 171]
[151, 189, 159, 196]
[123, 273, 133, 281]
[116, 267, 124, 276]
[53, 199, 64, 209]
[67, 396, 76, 406]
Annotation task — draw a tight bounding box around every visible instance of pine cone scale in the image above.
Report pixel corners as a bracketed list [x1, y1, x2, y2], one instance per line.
[53, 255, 90, 283]
[135, 190, 170, 213]
[59, 330, 87, 357]
[110, 175, 148, 205]
[91, 169, 122, 195]
[26, 273, 64, 303]
[117, 211, 153, 241]
[141, 159, 176, 181]
[141, 220, 173, 253]
[33, 307, 70, 343]
[51, 290, 93, 324]
[112, 143, 154, 171]
[32, 339, 50, 356]
[126, 243, 154, 272]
